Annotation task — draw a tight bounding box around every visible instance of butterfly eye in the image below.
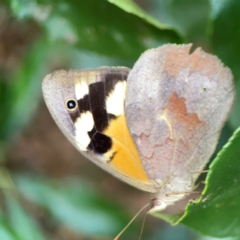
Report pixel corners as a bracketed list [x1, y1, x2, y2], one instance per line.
[66, 99, 77, 111]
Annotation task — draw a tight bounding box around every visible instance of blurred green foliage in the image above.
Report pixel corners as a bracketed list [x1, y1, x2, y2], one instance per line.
[0, 0, 240, 239]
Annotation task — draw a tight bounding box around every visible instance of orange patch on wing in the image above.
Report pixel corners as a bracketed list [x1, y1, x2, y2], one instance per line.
[104, 115, 150, 181]
[164, 92, 204, 140]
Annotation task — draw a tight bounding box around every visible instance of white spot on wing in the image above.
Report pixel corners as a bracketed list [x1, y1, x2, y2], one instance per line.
[106, 81, 126, 116]
[75, 111, 94, 151]
[75, 81, 89, 100]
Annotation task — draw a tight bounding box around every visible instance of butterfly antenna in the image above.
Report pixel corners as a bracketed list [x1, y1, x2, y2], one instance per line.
[114, 203, 150, 240]
[138, 204, 150, 240]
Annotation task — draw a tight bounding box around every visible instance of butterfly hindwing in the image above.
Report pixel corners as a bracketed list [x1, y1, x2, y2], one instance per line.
[125, 44, 234, 211]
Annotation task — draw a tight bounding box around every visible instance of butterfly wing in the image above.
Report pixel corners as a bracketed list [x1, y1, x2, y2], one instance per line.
[42, 67, 156, 192]
[125, 44, 234, 207]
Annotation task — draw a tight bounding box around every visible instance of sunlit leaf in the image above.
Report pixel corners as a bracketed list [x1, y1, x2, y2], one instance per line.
[9, 0, 181, 59]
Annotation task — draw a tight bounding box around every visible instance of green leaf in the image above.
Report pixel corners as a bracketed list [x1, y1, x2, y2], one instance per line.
[4, 192, 45, 240]
[211, 0, 240, 80]
[210, 0, 240, 131]
[180, 128, 240, 238]
[15, 175, 135, 237]
[229, 81, 240, 129]
[9, 0, 181, 60]
[149, 0, 210, 45]
[108, 0, 176, 30]
[0, 212, 21, 240]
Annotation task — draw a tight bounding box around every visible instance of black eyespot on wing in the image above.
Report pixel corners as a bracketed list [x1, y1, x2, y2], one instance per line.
[66, 99, 77, 110]
[65, 99, 80, 122]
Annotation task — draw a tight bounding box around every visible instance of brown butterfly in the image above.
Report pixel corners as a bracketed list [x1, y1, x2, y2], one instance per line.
[42, 44, 234, 212]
